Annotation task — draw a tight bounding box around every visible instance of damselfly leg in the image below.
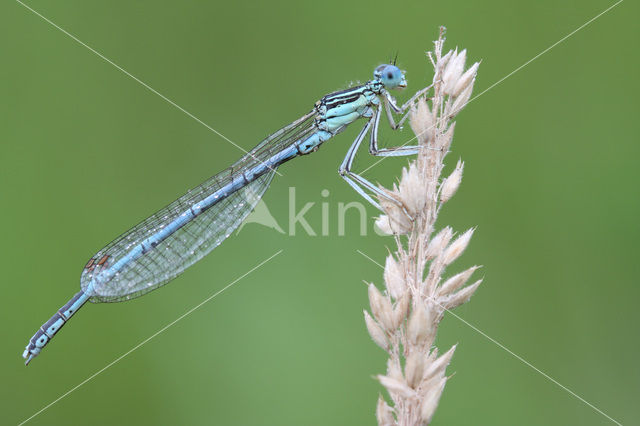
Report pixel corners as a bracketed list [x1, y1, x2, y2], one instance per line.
[339, 84, 433, 211]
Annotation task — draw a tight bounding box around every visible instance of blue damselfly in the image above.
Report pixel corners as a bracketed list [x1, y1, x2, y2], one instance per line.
[23, 63, 430, 364]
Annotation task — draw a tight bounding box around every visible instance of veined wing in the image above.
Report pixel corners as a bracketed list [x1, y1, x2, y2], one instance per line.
[81, 111, 317, 302]
[87, 170, 275, 302]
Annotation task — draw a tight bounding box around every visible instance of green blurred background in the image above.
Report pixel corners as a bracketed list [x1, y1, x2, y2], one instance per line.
[1, 0, 638, 424]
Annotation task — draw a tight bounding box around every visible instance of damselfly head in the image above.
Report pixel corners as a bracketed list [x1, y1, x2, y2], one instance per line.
[374, 64, 407, 90]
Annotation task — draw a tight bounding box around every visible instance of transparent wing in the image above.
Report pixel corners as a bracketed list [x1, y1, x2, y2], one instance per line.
[85, 170, 275, 302]
[81, 111, 317, 302]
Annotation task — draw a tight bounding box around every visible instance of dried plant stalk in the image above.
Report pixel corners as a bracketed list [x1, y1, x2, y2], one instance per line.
[366, 28, 481, 425]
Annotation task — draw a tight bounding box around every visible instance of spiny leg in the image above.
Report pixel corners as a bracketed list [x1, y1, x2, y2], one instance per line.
[339, 114, 401, 211]
[370, 84, 436, 157]
[339, 84, 435, 210]
[370, 103, 419, 157]
[385, 83, 433, 129]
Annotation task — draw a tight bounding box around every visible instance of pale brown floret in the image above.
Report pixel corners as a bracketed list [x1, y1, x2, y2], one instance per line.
[376, 396, 396, 426]
[439, 159, 464, 203]
[365, 310, 390, 351]
[384, 254, 406, 299]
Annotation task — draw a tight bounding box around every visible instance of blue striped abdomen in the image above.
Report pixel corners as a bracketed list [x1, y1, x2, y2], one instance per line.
[23, 291, 90, 364]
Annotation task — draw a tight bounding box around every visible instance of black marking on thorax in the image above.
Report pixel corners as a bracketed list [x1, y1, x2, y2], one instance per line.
[321, 85, 367, 111]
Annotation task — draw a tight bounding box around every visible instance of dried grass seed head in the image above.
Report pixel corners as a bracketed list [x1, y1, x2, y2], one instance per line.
[452, 62, 479, 98]
[368, 283, 395, 332]
[407, 301, 437, 349]
[376, 396, 395, 426]
[422, 345, 456, 382]
[384, 254, 406, 299]
[409, 96, 434, 144]
[437, 265, 480, 297]
[442, 227, 475, 266]
[441, 279, 482, 310]
[396, 162, 428, 217]
[420, 376, 447, 423]
[425, 226, 454, 259]
[440, 159, 464, 203]
[364, 310, 389, 351]
[443, 49, 467, 95]
[405, 350, 426, 389]
[380, 207, 412, 235]
[377, 374, 416, 399]
[392, 291, 410, 329]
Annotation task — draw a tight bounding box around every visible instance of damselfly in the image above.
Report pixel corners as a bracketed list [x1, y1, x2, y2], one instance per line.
[23, 63, 430, 364]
